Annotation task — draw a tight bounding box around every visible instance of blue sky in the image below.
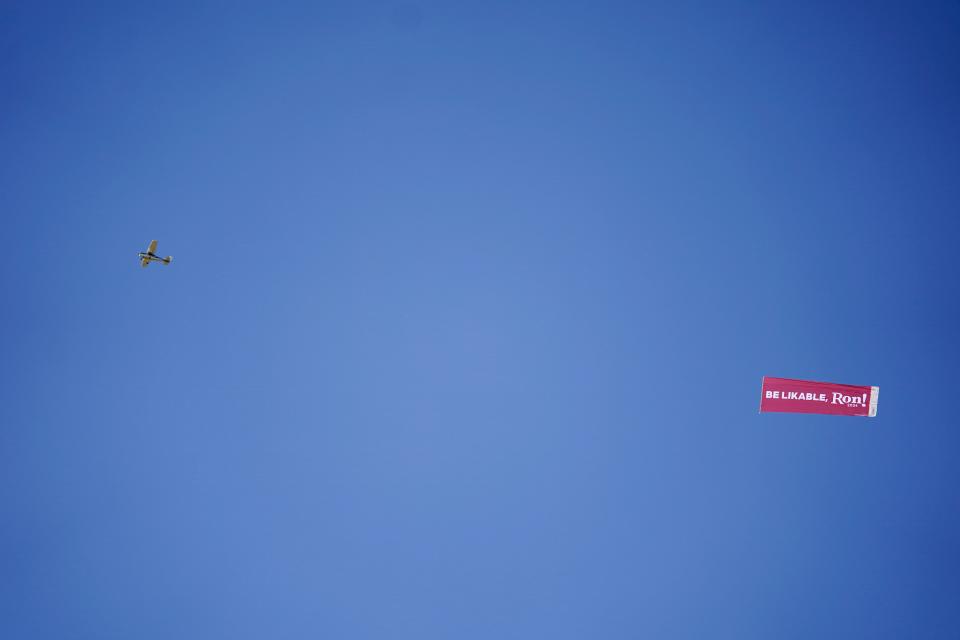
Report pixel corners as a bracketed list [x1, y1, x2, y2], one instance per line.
[2, 2, 960, 638]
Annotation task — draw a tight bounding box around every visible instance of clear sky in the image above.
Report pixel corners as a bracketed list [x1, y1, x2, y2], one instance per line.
[2, 2, 960, 638]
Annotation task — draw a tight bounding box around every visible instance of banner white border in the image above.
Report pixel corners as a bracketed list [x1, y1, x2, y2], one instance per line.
[869, 386, 880, 417]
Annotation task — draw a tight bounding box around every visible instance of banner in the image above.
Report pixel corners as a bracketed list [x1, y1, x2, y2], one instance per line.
[760, 377, 879, 417]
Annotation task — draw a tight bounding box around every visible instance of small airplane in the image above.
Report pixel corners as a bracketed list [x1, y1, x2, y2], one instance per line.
[138, 240, 172, 268]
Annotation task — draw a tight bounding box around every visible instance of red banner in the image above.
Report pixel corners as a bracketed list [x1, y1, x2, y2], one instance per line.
[760, 377, 879, 417]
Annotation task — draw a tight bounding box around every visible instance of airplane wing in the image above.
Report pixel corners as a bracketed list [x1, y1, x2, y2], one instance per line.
[147, 240, 158, 254]
[141, 257, 150, 268]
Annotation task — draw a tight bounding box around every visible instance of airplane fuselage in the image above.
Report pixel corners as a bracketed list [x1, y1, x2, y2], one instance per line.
[139, 252, 171, 264]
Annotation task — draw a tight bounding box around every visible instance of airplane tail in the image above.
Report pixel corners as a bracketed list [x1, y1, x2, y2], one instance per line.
[164, 256, 173, 264]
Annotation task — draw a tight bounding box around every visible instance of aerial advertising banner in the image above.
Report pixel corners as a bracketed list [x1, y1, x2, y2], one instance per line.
[760, 377, 879, 417]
